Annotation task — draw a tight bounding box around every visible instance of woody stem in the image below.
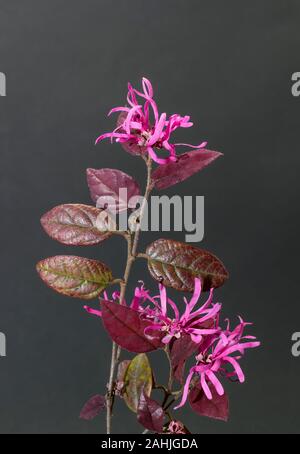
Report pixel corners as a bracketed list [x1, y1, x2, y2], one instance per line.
[106, 156, 153, 434]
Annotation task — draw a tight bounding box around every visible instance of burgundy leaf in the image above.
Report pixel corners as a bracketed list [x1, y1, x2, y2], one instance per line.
[152, 149, 223, 190]
[146, 239, 229, 292]
[41, 204, 111, 246]
[121, 141, 146, 156]
[170, 335, 198, 383]
[36, 255, 113, 300]
[101, 300, 163, 353]
[137, 392, 164, 433]
[189, 384, 229, 422]
[86, 168, 140, 212]
[80, 394, 106, 420]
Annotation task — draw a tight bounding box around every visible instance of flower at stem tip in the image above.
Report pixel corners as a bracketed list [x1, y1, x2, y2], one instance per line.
[95, 77, 207, 165]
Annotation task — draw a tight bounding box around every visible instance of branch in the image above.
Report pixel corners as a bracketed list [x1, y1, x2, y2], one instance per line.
[106, 156, 153, 434]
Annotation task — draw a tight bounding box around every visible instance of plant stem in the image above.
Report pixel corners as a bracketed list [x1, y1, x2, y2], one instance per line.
[106, 233, 133, 433]
[165, 347, 174, 394]
[106, 341, 117, 434]
[131, 155, 154, 258]
[106, 156, 153, 434]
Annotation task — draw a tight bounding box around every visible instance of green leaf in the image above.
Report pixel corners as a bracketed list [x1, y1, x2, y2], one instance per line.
[36, 255, 113, 300]
[123, 354, 152, 413]
[117, 360, 131, 384]
[145, 238, 229, 292]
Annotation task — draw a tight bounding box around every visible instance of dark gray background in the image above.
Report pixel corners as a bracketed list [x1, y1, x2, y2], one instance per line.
[0, 0, 299, 434]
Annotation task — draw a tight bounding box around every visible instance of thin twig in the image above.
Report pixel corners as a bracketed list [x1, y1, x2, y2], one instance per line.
[165, 347, 174, 393]
[106, 341, 117, 434]
[136, 253, 149, 260]
[111, 278, 125, 285]
[106, 156, 153, 434]
[106, 233, 133, 434]
[164, 398, 175, 412]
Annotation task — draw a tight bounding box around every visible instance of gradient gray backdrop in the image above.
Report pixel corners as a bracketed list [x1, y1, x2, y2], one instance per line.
[0, 0, 299, 434]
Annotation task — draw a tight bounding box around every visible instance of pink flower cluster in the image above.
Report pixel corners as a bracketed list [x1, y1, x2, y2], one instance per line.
[95, 78, 207, 164]
[132, 279, 221, 345]
[85, 278, 260, 409]
[175, 314, 260, 409]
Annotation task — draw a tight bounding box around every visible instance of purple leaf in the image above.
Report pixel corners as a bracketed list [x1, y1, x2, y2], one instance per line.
[86, 168, 140, 212]
[146, 239, 229, 292]
[80, 394, 106, 420]
[101, 300, 163, 353]
[170, 335, 198, 383]
[121, 141, 146, 156]
[41, 204, 111, 246]
[152, 149, 223, 190]
[137, 392, 164, 433]
[189, 384, 229, 422]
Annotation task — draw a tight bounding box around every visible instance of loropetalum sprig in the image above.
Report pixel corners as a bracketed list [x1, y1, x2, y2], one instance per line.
[36, 77, 260, 434]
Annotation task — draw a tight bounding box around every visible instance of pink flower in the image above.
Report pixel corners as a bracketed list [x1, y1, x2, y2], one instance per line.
[166, 420, 188, 434]
[95, 78, 207, 164]
[84, 282, 151, 317]
[140, 278, 221, 345]
[175, 318, 260, 408]
[83, 290, 120, 317]
[84, 278, 221, 345]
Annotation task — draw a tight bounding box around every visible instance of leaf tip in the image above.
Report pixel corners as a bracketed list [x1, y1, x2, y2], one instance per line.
[36, 259, 42, 273]
[79, 394, 106, 421]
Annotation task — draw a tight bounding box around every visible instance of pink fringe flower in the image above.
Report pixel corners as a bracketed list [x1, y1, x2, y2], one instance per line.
[175, 318, 260, 408]
[139, 278, 221, 345]
[95, 77, 207, 164]
[84, 279, 260, 410]
[84, 278, 221, 345]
